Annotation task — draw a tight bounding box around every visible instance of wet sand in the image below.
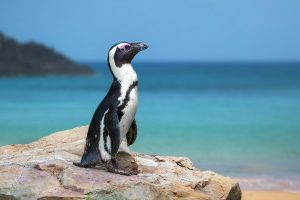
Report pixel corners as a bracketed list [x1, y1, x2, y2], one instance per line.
[243, 191, 300, 200]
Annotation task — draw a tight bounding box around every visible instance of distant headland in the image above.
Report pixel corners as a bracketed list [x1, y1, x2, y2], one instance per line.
[0, 32, 93, 76]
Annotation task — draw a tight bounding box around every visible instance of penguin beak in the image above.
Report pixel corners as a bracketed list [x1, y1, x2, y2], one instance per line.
[131, 42, 149, 52]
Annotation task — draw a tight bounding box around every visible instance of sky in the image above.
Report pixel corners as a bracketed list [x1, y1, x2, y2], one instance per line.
[0, 0, 300, 62]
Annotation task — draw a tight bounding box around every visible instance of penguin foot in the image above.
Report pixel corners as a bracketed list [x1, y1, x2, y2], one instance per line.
[105, 159, 134, 176]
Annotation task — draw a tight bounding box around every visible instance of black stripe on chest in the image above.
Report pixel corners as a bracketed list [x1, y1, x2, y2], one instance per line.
[117, 81, 138, 121]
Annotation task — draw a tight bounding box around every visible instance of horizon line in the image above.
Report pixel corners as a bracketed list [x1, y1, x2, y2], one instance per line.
[78, 60, 300, 64]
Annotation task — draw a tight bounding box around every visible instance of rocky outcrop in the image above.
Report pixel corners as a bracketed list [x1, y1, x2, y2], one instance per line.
[0, 126, 241, 200]
[0, 33, 93, 76]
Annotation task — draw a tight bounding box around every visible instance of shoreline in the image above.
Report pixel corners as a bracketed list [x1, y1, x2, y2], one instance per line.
[239, 175, 300, 200]
[234, 176, 300, 192]
[243, 191, 300, 200]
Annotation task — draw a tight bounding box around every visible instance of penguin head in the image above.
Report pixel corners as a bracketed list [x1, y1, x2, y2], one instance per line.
[108, 42, 148, 79]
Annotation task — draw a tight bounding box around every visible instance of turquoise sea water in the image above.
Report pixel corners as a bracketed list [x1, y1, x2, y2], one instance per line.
[1, 62, 300, 190]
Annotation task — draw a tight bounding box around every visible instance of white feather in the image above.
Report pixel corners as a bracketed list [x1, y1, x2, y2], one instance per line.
[99, 109, 111, 161]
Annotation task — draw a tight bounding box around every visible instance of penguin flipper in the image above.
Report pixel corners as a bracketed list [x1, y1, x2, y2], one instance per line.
[126, 119, 137, 146]
[106, 102, 121, 157]
[105, 103, 136, 176]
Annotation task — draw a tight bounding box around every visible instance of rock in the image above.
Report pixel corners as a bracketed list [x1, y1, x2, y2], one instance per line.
[0, 126, 242, 200]
[0, 32, 93, 76]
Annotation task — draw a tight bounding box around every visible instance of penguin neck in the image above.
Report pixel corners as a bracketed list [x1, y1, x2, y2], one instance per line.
[108, 58, 137, 85]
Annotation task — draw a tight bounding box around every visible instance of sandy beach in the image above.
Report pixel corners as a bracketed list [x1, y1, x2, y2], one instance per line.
[243, 191, 300, 200]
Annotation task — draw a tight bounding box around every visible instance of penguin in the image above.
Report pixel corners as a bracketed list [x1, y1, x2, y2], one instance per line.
[74, 42, 148, 176]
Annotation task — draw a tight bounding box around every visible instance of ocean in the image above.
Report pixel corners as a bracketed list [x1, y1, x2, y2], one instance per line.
[1, 62, 300, 190]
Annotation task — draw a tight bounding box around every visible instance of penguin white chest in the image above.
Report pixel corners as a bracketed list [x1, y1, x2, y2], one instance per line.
[119, 86, 138, 138]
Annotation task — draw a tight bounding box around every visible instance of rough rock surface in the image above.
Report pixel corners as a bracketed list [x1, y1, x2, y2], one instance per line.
[0, 126, 241, 200]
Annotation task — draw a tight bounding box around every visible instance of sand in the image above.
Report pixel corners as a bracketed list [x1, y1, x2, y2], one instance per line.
[243, 191, 300, 200]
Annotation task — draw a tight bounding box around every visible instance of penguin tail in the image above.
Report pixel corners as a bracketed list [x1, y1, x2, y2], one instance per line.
[73, 145, 100, 168]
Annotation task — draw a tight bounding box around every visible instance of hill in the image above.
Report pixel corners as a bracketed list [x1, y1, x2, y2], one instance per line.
[0, 33, 93, 76]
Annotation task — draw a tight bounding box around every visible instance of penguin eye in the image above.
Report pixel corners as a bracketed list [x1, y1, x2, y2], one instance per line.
[125, 44, 130, 49]
[117, 44, 130, 52]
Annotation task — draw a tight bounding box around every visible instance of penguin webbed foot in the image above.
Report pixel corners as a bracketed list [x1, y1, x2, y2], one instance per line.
[105, 158, 136, 176]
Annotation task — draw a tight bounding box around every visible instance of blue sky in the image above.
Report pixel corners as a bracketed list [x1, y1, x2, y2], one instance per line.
[0, 0, 300, 62]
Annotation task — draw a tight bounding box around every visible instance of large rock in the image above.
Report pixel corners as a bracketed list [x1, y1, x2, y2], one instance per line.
[0, 126, 241, 200]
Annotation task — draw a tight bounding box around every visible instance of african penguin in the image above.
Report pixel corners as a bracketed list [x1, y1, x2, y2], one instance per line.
[74, 42, 148, 176]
